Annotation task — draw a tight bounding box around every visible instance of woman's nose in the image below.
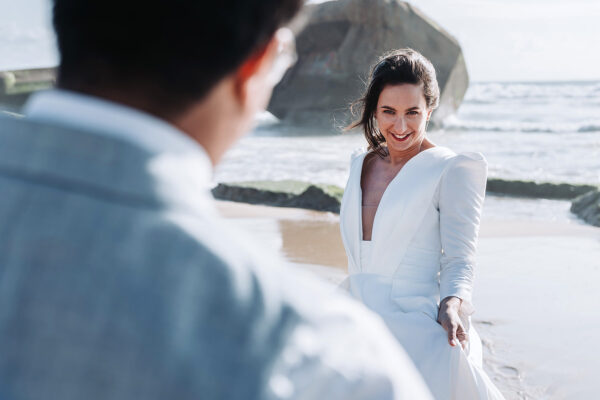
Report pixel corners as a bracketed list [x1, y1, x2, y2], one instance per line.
[394, 116, 407, 132]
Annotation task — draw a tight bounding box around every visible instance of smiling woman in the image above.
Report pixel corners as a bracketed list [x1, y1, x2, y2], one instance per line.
[339, 48, 505, 399]
[348, 48, 439, 158]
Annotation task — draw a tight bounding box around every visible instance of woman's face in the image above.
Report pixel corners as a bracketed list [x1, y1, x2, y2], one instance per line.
[374, 83, 432, 154]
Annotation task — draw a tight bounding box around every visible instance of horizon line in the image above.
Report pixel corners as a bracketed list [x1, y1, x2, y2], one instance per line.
[1, 64, 598, 85]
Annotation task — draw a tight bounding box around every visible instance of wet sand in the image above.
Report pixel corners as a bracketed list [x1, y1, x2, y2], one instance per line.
[216, 200, 600, 399]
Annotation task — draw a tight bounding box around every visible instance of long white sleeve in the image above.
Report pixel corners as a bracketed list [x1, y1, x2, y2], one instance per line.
[438, 153, 487, 315]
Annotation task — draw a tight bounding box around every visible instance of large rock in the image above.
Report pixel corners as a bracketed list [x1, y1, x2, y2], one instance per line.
[571, 189, 600, 227]
[268, 0, 469, 128]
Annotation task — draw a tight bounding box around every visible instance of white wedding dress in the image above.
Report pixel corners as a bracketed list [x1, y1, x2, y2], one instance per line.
[339, 146, 504, 400]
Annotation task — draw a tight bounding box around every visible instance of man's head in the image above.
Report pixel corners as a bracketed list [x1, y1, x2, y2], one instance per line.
[52, 0, 302, 163]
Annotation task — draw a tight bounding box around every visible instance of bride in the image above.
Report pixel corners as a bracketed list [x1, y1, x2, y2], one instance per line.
[339, 49, 505, 399]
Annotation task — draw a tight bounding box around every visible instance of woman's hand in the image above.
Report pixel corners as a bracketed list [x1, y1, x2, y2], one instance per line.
[437, 296, 468, 349]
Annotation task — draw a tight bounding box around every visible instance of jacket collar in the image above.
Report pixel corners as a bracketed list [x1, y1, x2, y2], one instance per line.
[1, 91, 215, 215]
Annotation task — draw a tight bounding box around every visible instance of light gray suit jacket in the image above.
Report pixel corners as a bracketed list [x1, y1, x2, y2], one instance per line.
[0, 113, 432, 399]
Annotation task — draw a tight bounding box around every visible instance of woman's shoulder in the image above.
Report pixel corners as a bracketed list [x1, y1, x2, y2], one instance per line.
[436, 147, 488, 191]
[454, 151, 487, 165]
[431, 146, 487, 170]
[350, 146, 368, 163]
[431, 148, 488, 205]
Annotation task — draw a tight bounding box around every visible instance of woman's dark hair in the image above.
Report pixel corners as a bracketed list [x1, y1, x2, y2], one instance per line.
[348, 48, 440, 157]
[52, 0, 302, 118]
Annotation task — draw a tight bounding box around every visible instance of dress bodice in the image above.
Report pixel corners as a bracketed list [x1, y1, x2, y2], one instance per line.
[340, 146, 504, 400]
[341, 146, 487, 318]
[360, 240, 372, 269]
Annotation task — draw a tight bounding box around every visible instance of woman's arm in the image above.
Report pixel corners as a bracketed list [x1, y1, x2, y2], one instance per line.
[437, 153, 488, 347]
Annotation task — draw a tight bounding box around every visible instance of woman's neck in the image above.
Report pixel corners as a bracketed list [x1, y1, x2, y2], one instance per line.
[386, 140, 431, 166]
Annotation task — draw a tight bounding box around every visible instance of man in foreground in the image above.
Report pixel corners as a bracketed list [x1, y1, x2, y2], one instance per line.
[0, 1, 432, 398]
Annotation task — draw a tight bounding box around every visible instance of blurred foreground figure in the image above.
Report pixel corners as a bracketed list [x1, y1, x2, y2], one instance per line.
[0, 1, 432, 399]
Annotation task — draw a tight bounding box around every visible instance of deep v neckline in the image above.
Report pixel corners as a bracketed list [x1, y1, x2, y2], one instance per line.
[359, 147, 438, 241]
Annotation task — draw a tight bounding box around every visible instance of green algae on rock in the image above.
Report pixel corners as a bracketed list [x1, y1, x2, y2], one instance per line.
[487, 179, 596, 200]
[212, 180, 344, 213]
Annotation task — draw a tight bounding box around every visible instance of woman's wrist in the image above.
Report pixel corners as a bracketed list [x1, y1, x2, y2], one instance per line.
[440, 296, 462, 310]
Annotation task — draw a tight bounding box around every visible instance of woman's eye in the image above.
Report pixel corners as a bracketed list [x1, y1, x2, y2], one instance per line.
[383, 109, 395, 115]
[407, 111, 419, 116]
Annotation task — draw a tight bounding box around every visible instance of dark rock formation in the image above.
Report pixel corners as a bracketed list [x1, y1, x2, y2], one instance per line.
[570, 189, 600, 227]
[212, 183, 294, 206]
[287, 184, 342, 212]
[213, 179, 599, 217]
[486, 179, 596, 200]
[268, 0, 469, 128]
[212, 181, 343, 213]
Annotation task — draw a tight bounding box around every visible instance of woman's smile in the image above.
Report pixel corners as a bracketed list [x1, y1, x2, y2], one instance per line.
[390, 131, 412, 141]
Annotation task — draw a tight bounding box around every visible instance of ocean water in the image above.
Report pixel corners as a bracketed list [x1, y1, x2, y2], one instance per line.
[215, 81, 599, 223]
[216, 81, 600, 187]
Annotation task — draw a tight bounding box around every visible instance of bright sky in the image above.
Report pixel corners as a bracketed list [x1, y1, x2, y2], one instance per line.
[408, 0, 600, 82]
[1, 0, 599, 82]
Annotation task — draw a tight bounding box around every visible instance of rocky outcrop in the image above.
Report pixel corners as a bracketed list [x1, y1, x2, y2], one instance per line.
[570, 189, 600, 227]
[268, 0, 468, 128]
[0, 68, 56, 111]
[212, 181, 343, 213]
[487, 179, 596, 200]
[213, 179, 599, 217]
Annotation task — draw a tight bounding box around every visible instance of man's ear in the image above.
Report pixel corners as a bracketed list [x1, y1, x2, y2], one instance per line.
[233, 36, 278, 104]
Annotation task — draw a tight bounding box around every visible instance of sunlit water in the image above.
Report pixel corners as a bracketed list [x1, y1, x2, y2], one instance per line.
[215, 81, 600, 222]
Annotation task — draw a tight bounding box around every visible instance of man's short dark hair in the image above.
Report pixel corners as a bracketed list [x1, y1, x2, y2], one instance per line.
[53, 0, 303, 117]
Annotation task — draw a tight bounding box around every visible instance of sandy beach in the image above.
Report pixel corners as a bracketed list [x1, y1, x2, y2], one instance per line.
[216, 198, 600, 400]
